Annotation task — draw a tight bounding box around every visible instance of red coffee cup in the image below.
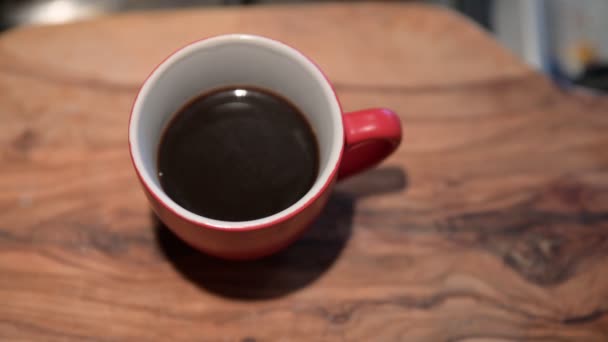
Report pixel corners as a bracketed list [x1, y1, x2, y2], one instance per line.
[129, 34, 401, 260]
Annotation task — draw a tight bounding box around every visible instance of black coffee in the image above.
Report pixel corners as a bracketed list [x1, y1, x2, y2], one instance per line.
[157, 86, 319, 221]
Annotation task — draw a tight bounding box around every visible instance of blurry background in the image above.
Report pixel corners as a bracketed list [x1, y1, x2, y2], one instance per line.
[1, 0, 607, 92]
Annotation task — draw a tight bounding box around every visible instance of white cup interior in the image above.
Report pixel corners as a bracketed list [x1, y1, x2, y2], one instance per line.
[129, 34, 343, 229]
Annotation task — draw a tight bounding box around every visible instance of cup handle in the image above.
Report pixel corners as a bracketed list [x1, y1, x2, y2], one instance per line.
[338, 108, 402, 180]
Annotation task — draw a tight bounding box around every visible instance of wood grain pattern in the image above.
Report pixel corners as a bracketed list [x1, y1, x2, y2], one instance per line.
[1, 3, 608, 341]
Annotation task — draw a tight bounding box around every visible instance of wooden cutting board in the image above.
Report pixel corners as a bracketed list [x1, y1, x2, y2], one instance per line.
[1, 3, 607, 341]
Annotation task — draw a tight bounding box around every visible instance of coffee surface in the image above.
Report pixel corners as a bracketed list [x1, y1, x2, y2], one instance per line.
[158, 86, 319, 221]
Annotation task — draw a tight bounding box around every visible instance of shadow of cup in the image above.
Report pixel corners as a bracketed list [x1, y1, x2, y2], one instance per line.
[155, 166, 407, 300]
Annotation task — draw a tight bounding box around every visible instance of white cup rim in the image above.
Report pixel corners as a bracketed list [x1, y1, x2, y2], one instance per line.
[129, 34, 344, 231]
